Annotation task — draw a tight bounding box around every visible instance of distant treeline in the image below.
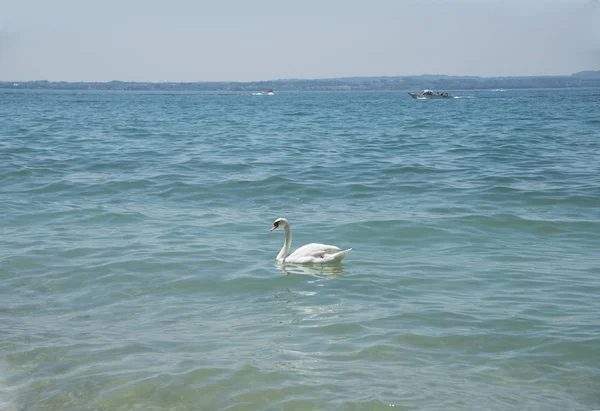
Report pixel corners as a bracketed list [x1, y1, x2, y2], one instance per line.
[2, 71, 599, 91]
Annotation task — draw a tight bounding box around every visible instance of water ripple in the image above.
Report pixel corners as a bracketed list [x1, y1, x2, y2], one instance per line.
[1, 89, 599, 410]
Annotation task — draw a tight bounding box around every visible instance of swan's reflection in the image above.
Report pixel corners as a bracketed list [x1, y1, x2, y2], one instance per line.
[276, 262, 345, 278]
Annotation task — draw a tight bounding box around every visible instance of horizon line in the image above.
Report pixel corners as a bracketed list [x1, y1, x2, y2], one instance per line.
[2, 70, 598, 84]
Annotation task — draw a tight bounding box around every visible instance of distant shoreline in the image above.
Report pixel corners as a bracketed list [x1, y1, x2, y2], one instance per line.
[2, 71, 599, 91]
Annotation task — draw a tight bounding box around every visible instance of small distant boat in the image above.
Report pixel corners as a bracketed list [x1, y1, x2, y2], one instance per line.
[493, 88, 505, 92]
[252, 89, 275, 96]
[408, 90, 452, 99]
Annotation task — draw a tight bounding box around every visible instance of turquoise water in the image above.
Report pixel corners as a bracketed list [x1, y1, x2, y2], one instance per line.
[1, 88, 599, 410]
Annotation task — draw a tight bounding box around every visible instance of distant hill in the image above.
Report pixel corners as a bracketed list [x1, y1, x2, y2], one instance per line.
[571, 70, 600, 79]
[2, 72, 600, 91]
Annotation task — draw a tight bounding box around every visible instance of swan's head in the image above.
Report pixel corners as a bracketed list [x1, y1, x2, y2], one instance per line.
[270, 217, 288, 231]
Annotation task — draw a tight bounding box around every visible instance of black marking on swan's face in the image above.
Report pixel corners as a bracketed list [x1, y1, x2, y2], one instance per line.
[271, 218, 285, 231]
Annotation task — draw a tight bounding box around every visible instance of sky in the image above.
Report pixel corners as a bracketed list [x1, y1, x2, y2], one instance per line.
[0, 0, 599, 82]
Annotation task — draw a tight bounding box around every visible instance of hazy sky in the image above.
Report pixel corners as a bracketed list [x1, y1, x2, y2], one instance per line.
[1, 0, 598, 82]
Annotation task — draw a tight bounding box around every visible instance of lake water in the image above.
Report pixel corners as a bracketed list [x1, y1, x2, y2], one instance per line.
[1, 88, 599, 410]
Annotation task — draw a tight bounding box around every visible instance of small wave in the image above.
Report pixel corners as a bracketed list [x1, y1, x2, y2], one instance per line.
[285, 111, 312, 117]
[0, 361, 18, 411]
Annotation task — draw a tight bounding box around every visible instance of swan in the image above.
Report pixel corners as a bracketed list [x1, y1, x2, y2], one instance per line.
[270, 217, 351, 264]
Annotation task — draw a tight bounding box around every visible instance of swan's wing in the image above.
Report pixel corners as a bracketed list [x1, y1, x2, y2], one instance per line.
[288, 243, 340, 259]
[286, 244, 351, 264]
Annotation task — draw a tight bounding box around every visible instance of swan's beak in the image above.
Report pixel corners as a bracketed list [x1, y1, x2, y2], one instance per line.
[270, 225, 278, 231]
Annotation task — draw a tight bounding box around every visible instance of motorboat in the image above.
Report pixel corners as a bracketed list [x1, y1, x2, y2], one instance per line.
[408, 90, 452, 99]
[252, 89, 275, 96]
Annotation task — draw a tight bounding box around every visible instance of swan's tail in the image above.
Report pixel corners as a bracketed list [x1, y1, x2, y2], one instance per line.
[330, 248, 352, 262]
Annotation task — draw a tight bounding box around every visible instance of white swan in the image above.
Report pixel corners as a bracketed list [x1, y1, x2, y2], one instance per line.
[270, 218, 351, 264]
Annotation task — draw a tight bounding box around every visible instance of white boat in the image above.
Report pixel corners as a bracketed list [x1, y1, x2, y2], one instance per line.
[408, 90, 451, 99]
[252, 89, 275, 96]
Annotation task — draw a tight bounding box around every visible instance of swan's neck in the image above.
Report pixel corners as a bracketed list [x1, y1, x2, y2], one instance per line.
[277, 225, 292, 261]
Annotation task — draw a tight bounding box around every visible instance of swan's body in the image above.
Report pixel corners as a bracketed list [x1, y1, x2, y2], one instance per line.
[271, 218, 351, 264]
